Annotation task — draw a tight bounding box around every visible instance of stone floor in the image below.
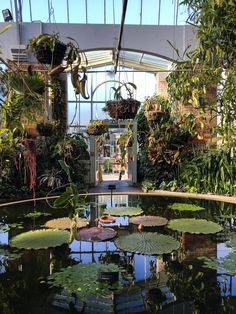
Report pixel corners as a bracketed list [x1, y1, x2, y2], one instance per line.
[88, 179, 141, 194]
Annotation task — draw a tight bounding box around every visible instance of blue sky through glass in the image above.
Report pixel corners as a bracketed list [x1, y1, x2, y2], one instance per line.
[0, 0, 188, 25]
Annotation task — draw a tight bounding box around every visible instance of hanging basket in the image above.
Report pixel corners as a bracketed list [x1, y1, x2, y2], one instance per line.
[103, 98, 141, 120]
[86, 120, 107, 136]
[35, 43, 67, 66]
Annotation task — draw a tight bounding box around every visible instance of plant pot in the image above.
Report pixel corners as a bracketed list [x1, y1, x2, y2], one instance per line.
[35, 43, 67, 65]
[104, 98, 141, 120]
[87, 124, 107, 136]
[98, 271, 119, 283]
[37, 123, 54, 136]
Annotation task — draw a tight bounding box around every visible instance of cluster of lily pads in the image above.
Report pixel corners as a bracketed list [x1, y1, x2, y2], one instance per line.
[6, 202, 225, 302]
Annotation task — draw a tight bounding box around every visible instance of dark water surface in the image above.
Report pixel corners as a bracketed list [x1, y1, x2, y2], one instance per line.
[0, 195, 235, 314]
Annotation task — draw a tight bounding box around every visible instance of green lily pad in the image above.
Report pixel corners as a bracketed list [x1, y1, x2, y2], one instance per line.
[169, 203, 205, 211]
[129, 215, 168, 227]
[44, 217, 89, 230]
[200, 253, 236, 276]
[115, 232, 180, 255]
[104, 207, 143, 216]
[76, 227, 117, 242]
[168, 219, 223, 234]
[48, 263, 122, 301]
[25, 211, 52, 218]
[10, 229, 70, 249]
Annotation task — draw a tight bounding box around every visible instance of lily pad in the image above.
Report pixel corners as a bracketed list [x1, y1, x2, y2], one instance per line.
[115, 232, 180, 255]
[168, 218, 223, 234]
[104, 207, 143, 216]
[25, 211, 52, 218]
[44, 217, 89, 230]
[129, 215, 168, 227]
[169, 203, 205, 211]
[10, 229, 70, 249]
[76, 227, 117, 242]
[48, 263, 122, 301]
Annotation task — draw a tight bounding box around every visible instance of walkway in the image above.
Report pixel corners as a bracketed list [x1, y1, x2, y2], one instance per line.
[88, 179, 141, 194]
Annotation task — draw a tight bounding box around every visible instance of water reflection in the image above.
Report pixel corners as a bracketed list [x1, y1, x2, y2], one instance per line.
[0, 194, 235, 313]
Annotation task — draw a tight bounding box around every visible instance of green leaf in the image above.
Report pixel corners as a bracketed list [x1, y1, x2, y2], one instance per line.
[104, 207, 143, 216]
[115, 232, 180, 255]
[10, 229, 70, 249]
[54, 186, 73, 207]
[168, 218, 223, 234]
[168, 203, 205, 211]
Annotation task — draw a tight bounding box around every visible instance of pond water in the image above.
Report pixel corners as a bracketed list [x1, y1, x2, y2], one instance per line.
[0, 194, 236, 314]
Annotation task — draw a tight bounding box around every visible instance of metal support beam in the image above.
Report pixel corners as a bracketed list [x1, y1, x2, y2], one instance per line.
[114, 0, 128, 73]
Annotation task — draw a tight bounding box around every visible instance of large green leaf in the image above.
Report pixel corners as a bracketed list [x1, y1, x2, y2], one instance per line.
[10, 229, 70, 249]
[168, 219, 223, 234]
[115, 232, 180, 255]
[47, 263, 122, 301]
[54, 186, 73, 207]
[168, 203, 205, 211]
[129, 215, 168, 227]
[76, 227, 117, 242]
[104, 207, 143, 216]
[44, 217, 89, 230]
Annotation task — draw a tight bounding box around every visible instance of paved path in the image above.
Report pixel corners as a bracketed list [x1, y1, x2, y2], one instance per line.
[88, 179, 141, 194]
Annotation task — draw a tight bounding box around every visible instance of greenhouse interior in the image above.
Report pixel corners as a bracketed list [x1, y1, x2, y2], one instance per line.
[0, 0, 235, 313]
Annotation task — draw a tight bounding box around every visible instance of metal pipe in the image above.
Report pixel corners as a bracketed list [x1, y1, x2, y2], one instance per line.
[114, 0, 128, 73]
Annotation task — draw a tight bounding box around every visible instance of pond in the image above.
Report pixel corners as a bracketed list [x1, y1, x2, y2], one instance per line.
[0, 194, 236, 314]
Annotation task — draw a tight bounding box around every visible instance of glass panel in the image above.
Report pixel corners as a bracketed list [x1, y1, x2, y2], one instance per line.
[87, 0, 104, 24]
[51, 0, 67, 23]
[80, 102, 91, 125]
[105, 0, 122, 24]
[178, 3, 188, 25]
[92, 103, 107, 120]
[30, 0, 49, 22]
[0, 0, 13, 22]
[68, 0, 86, 23]
[159, 0, 175, 25]
[126, 0, 141, 24]
[142, 0, 158, 25]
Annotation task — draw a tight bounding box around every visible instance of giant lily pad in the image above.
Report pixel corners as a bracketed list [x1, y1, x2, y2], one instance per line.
[44, 217, 89, 230]
[10, 229, 70, 249]
[115, 232, 180, 255]
[169, 203, 205, 211]
[47, 263, 122, 301]
[104, 207, 143, 216]
[168, 219, 223, 234]
[76, 227, 117, 242]
[129, 215, 168, 227]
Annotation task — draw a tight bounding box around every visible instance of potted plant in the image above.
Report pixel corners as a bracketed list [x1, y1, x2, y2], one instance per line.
[86, 120, 108, 136]
[27, 33, 67, 65]
[36, 121, 57, 137]
[103, 82, 141, 120]
[144, 95, 170, 122]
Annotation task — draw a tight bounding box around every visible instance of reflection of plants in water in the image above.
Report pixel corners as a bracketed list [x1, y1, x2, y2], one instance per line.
[166, 260, 233, 313]
[48, 263, 124, 301]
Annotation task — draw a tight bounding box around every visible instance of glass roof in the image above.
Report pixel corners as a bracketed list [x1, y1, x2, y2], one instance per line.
[0, 0, 188, 25]
[82, 49, 171, 72]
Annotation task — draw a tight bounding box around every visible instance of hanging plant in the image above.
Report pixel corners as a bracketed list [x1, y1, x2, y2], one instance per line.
[144, 95, 170, 122]
[23, 139, 37, 198]
[103, 82, 140, 120]
[86, 119, 108, 136]
[27, 33, 67, 66]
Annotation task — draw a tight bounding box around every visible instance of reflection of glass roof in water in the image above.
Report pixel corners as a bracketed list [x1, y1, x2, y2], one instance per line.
[83, 49, 171, 72]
